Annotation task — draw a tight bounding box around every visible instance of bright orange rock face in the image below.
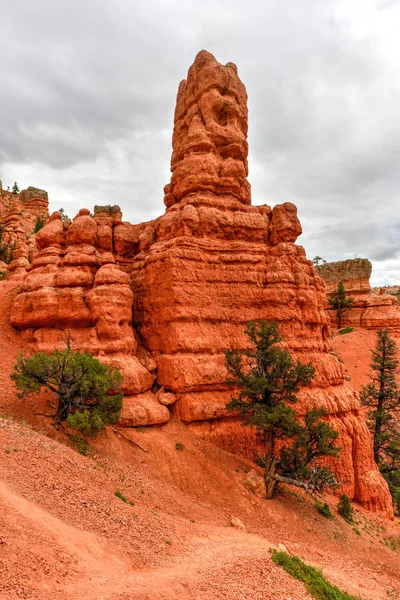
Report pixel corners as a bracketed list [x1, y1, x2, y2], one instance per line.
[10, 206, 165, 428]
[131, 51, 392, 514]
[317, 259, 400, 331]
[8, 51, 393, 514]
[0, 184, 49, 280]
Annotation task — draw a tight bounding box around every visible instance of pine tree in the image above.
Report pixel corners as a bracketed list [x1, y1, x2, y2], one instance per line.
[225, 321, 340, 498]
[11, 337, 123, 435]
[12, 182, 19, 194]
[361, 328, 399, 465]
[328, 281, 354, 328]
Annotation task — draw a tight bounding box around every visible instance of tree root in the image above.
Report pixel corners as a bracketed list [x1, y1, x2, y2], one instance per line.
[110, 426, 148, 452]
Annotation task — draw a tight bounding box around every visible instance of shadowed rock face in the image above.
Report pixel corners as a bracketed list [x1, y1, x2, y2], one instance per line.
[317, 258, 400, 331]
[8, 52, 393, 515]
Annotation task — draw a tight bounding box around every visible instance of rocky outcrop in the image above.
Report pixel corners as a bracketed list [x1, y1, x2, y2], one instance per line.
[317, 259, 400, 331]
[9, 207, 168, 427]
[8, 51, 393, 514]
[316, 259, 372, 299]
[0, 185, 50, 280]
[130, 51, 391, 513]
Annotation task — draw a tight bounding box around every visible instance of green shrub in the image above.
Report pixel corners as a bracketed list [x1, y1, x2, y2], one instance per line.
[338, 327, 355, 335]
[271, 550, 363, 599]
[175, 442, 184, 451]
[11, 345, 123, 434]
[114, 490, 133, 505]
[393, 489, 400, 514]
[0, 271, 6, 280]
[33, 216, 45, 233]
[337, 494, 353, 522]
[315, 500, 333, 519]
[69, 435, 90, 456]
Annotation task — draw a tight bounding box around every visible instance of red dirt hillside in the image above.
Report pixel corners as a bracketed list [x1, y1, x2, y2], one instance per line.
[331, 327, 400, 392]
[1, 280, 400, 600]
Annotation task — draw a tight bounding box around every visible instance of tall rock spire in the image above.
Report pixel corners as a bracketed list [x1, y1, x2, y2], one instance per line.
[164, 50, 251, 208]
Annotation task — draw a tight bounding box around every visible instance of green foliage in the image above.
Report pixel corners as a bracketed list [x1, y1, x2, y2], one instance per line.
[393, 489, 400, 514]
[315, 500, 333, 519]
[114, 490, 133, 505]
[328, 282, 354, 329]
[313, 256, 326, 266]
[59, 208, 69, 221]
[225, 321, 340, 498]
[271, 550, 363, 600]
[11, 345, 123, 435]
[12, 181, 19, 194]
[0, 271, 6, 281]
[33, 216, 45, 233]
[175, 442, 184, 451]
[279, 408, 340, 481]
[360, 328, 400, 509]
[0, 226, 16, 265]
[69, 435, 90, 456]
[337, 493, 353, 522]
[338, 327, 355, 335]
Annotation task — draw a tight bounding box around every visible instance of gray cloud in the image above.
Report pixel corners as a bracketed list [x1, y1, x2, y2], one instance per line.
[1, 0, 400, 284]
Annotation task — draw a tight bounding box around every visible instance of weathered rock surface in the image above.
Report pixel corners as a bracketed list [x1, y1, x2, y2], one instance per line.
[7, 52, 393, 515]
[0, 184, 49, 280]
[131, 51, 392, 514]
[317, 259, 400, 331]
[9, 206, 165, 426]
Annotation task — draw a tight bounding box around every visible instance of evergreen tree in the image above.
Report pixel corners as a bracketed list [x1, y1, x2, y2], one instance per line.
[313, 256, 326, 266]
[328, 281, 354, 328]
[225, 321, 340, 498]
[33, 216, 45, 233]
[360, 329, 400, 506]
[59, 208, 69, 222]
[12, 182, 19, 194]
[11, 337, 123, 435]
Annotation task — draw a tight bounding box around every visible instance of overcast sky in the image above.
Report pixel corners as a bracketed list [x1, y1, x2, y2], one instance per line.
[1, 0, 399, 285]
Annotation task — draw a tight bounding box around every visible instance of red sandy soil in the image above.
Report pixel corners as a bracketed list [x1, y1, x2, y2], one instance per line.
[330, 328, 400, 392]
[1, 281, 400, 600]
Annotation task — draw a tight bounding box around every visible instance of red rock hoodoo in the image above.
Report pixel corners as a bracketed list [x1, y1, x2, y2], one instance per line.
[8, 51, 392, 514]
[317, 259, 400, 331]
[0, 183, 49, 280]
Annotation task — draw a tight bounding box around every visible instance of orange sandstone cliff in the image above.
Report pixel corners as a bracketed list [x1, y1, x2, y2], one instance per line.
[8, 51, 392, 514]
[317, 258, 400, 331]
[0, 182, 49, 279]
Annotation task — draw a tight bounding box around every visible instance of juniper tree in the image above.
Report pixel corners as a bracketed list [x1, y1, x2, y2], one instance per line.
[312, 256, 326, 266]
[225, 321, 340, 498]
[11, 339, 123, 435]
[360, 329, 400, 505]
[328, 281, 354, 329]
[12, 181, 19, 194]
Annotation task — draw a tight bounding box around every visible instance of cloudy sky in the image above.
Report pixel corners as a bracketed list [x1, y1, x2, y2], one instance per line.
[1, 0, 400, 285]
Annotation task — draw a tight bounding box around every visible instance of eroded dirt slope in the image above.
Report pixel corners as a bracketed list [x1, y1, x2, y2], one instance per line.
[1, 281, 400, 600]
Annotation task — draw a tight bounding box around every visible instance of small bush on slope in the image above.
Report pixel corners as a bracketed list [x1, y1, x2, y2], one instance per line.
[271, 550, 363, 600]
[11, 345, 123, 435]
[315, 500, 333, 519]
[338, 327, 355, 335]
[337, 494, 353, 522]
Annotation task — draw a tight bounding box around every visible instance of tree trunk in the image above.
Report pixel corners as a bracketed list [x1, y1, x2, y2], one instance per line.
[264, 431, 277, 499]
[373, 342, 387, 465]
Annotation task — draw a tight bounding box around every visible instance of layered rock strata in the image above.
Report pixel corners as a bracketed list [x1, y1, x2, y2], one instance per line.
[10, 207, 169, 427]
[8, 51, 393, 513]
[317, 259, 400, 331]
[0, 185, 50, 279]
[131, 51, 391, 513]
